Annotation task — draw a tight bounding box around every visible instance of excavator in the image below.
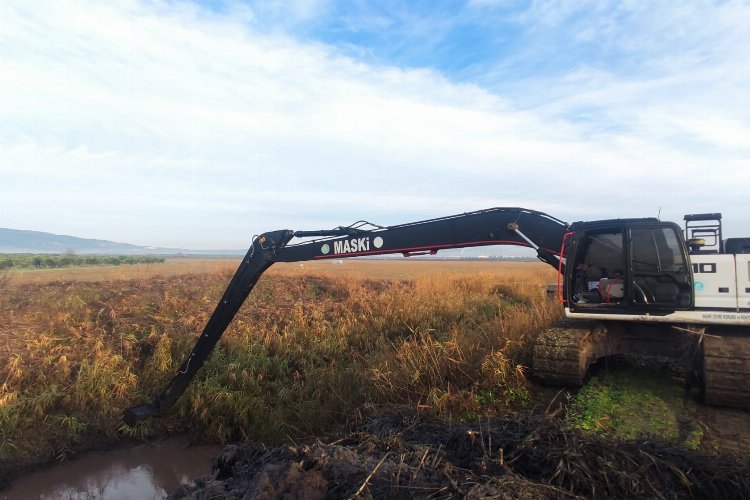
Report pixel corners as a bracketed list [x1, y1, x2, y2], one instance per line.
[123, 207, 750, 425]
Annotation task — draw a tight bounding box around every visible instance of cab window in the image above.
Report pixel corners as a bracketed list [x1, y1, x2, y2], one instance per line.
[571, 228, 626, 305]
[630, 227, 690, 307]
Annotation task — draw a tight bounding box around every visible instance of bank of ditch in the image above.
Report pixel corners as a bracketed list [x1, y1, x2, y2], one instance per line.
[172, 413, 750, 499]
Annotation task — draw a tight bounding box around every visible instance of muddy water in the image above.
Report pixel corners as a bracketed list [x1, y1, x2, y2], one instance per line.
[2, 440, 220, 500]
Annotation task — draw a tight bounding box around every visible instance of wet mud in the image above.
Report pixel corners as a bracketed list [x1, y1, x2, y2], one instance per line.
[695, 406, 750, 455]
[172, 414, 750, 499]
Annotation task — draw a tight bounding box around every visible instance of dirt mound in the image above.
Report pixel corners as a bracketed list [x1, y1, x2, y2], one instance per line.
[170, 414, 750, 499]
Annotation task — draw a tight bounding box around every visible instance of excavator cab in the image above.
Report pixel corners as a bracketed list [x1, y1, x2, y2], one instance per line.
[565, 219, 693, 313]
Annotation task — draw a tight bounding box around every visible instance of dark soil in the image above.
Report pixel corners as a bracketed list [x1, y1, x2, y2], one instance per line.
[170, 413, 750, 499]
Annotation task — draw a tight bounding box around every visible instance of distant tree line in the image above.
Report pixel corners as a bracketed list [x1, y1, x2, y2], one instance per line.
[0, 254, 165, 270]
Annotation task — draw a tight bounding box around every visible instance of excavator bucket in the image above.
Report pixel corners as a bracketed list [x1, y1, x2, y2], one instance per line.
[123, 403, 159, 426]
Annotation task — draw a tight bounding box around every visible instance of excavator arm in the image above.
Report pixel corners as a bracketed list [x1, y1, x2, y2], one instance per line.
[123, 207, 567, 425]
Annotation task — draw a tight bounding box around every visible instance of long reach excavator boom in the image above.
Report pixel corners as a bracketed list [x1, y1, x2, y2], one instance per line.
[123, 208, 568, 425]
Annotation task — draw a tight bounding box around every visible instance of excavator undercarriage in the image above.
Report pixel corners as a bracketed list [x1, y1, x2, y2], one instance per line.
[532, 320, 750, 409]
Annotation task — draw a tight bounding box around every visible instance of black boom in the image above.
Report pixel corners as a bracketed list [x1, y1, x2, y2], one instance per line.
[123, 207, 568, 425]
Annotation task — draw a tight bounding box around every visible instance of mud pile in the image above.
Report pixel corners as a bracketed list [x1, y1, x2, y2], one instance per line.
[171, 414, 750, 499]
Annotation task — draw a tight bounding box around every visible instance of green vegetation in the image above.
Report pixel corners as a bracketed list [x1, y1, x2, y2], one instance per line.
[567, 362, 704, 449]
[0, 253, 164, 270]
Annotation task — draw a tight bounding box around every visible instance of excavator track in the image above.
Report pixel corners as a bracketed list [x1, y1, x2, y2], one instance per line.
[532, 320, 600, 387]
[702, 328, 750, 409]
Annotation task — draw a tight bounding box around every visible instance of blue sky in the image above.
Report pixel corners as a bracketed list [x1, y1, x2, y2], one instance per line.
[1, 0, 748, 249]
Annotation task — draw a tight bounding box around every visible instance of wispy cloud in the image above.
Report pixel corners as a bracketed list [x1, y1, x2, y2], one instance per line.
[1, 0, 748, 248]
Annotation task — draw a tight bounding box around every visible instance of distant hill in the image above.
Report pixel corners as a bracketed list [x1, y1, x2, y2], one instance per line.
[0, 228, 536, 259]
[0, 228, 243, 255]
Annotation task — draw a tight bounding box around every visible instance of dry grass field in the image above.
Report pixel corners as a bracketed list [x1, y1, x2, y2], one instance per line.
[2, 258, 237, 285]
[3, 257, 550, 284]
[0, 259, 559, 477]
